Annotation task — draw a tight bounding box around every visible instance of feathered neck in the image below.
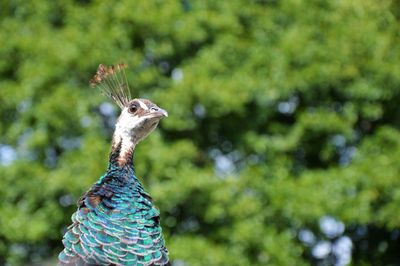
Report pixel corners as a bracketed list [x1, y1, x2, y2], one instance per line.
[108, 132, 136, 170]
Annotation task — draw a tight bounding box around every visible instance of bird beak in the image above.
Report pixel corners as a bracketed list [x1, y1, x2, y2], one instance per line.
[151, 107, 168, 118]
[159, 108, 168, 117]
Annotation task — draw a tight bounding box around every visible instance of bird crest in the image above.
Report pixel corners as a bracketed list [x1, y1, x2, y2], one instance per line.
[89, 63, 131, 109]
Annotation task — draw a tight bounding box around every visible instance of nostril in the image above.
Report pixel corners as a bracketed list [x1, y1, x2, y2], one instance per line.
[150, 107, 159, 112]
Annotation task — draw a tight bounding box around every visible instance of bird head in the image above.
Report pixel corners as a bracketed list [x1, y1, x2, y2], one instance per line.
[90, 63, 168, 147]
[115, 98, 168, 145]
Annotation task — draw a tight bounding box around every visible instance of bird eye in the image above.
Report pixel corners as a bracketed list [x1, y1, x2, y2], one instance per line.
[128, 105, 138, 114]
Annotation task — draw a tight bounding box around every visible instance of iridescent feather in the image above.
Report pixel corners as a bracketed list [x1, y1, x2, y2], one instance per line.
[58, 64, 169, 266]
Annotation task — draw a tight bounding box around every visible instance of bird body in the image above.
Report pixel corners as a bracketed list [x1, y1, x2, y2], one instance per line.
[59, 157, 168, 265]
[59, 64, 169, 266]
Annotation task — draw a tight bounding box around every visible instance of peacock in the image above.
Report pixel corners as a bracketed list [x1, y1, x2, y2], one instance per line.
[58, 64, 169, 266]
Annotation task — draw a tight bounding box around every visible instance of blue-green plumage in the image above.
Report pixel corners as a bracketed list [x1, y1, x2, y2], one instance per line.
[59, 162, 169, 266]
[60, 65, 170, 266]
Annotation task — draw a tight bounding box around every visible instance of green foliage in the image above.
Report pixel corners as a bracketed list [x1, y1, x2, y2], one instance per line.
[1, 0, 400, 265]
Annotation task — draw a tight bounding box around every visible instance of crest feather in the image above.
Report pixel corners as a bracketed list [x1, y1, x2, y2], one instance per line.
[89, 63, 131, 109]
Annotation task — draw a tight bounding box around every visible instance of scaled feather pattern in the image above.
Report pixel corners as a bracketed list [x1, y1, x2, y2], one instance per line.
[58, 165, 169, 266]
[59, 64, 169, 266]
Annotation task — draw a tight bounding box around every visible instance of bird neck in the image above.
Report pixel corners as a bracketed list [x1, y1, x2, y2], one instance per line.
[109, 132, 137, 169]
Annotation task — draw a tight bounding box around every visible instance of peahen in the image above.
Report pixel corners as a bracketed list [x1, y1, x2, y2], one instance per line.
[58, 64, 169, 266]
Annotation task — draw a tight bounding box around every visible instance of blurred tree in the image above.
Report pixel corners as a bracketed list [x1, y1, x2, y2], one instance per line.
[0, 0, 400, 265]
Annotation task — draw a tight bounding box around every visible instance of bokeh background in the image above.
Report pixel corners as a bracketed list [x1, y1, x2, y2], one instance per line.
[1, 0, 400, 265]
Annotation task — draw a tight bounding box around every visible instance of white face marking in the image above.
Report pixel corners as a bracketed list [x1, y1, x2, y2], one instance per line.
[112, 100, 165, 165]
[115, 110, 143, 140]
[114, 106, 158, 147]
[137, 100, 148, 110]
[114, 110, 144, 154]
